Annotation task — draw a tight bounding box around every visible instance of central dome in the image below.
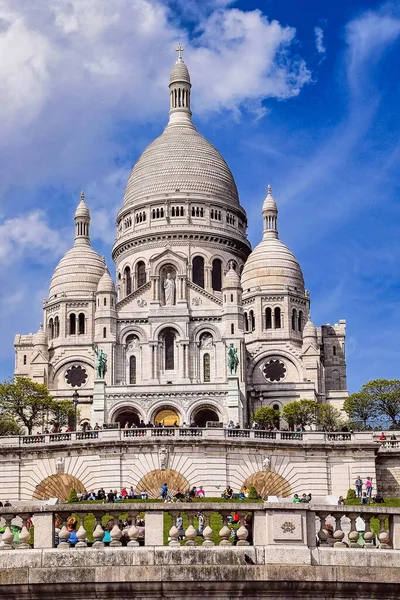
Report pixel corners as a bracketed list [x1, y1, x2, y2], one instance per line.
[122, 122, 240, 208]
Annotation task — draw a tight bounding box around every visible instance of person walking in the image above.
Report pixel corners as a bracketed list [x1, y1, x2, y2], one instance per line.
[365, 477, 373, 498]
[161, 482, 168, 501]
[355, 475, 363, 498]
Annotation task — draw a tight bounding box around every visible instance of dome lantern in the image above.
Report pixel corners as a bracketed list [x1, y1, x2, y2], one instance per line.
[168, 43, 192, 126]
[262, 184, 278, 239]
[74, 191, 91, 246]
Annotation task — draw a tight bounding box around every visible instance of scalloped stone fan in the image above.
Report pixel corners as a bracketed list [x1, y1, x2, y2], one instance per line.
[243, 471, 291, 499]
[136, 469, 190, 499]
[33, 474, 86, 503]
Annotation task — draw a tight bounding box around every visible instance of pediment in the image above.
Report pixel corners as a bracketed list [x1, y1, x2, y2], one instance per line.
[30, 351, 48, 365]
[150, 248, 188, 269]
[302, 343, 320, 356]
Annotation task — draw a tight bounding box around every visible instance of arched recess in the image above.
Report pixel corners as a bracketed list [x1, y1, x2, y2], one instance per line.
[242, 471, 291, 499]
[33, 473, 85, 503]
[153, 406, 181, 426]
[114, 407, 141, 427]
[192, 255, 205, 288]
[191, 404, 220, 427]
[136, 469, 190, 499]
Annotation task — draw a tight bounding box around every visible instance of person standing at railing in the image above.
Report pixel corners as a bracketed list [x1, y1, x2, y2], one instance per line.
[366, 477, 373, 498]
[379, 431, 387, 441]
[355, 475, 363, 498]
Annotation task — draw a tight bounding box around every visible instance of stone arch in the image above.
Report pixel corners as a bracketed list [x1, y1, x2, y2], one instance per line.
[190, 403, 221, 427]
[136, 469, 190, 499]
[108, 401, 145, 424]
[119, 325, 148, 345]
[152, 322, 184, 341]
[192, 322, 222, 343]
[242, 471, 291, 499]
[248, 350, 303, 382]
[33, 473, 85, 503]
[150, 404, 182, 426]
[51, 358, 94, 388]
[189, 399, 228, 426]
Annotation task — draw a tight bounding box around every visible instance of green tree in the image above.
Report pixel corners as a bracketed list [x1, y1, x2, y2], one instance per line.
[361, 379, 400, 426]
[0, 414, 22, 436]
[50, 400, 76, 428]
[317, 404, 344, 431]
[343, 392, 379, 428]
[0, 378, 54, 435]
[282, 400, 318, 428]
[253, 406, 279, 428]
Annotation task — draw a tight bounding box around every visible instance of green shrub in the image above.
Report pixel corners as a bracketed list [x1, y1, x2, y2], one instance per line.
[346, 488, 356, 500]
[248, 486, 259, 500]
[67, 488, 78, 503]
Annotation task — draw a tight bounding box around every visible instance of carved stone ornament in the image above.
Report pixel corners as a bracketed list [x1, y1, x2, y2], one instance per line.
[159, 446, 168, 470]
[56, 457, 65, 474]
[262, 456, 270, 471]
[200, 334, 213, 348]
[137, 298, 147, 307]
[281, 521, 296, 534]
[192, 297, 202, 306]
[65, 365, 88, 388]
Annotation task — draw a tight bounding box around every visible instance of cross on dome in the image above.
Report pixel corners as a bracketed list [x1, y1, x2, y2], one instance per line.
[267, 184, 272, 195]
[176, 43, 184, 61]
[81, 190, 85, 201]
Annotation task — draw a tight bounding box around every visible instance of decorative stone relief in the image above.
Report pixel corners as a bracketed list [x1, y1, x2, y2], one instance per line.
[272, 513, 303, 542]
[137, 298, 147, 307]
[262, 456, 270, 471]
[56, 457, 65, 474]
[192, 297, 202, 306]
[159, 446, 168, 470]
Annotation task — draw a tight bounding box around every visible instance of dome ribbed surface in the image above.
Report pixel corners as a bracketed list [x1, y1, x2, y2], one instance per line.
[33, 324, 47, 346]
[74, 198, 90, 218]
[241, 236, 304, 292]
[49, 245, 105, 297]
[123, 124, 240, 207]
[303, 319, 317, 340]
[170, 60, 190, 84]
[97, 268, 116, 293]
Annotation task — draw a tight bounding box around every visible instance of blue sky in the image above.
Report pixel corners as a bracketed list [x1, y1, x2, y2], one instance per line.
[0, 0, 399, 392]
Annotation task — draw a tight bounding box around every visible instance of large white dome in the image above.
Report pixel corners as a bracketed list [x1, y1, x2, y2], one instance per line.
[49, 244, 105, 298]
[122, 122, 240, 208]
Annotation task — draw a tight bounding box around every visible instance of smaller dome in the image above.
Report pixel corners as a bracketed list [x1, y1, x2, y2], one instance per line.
[97, 267, 116, 293]
[262, 185, 277, 213]
[50, 245, 105, 297]
[303, 318, 317, 339]
[223, 262, 241, 288]
[74, 192, 90, 219]
[33, 323, 47, 347]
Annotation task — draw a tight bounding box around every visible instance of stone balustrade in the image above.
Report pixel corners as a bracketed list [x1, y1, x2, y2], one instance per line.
[0, 503, 399, 551]
[1, 428, 396, 448]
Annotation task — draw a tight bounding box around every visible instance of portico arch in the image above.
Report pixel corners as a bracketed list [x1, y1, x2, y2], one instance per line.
[33, 473, 85, 503]
[190, 404, 221, 427]
[136, 469, 190, 499]
[242, 471, 291, 499]
[114, 407, 142, 427]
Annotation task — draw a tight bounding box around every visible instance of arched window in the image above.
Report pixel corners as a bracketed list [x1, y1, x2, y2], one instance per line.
[298, 310, 303, 332]
[104, 297, 107, 306]
[292, 309, 297, 331]
[54, 316, 60, 338]
[192, 256, 205, 288]
[244, 312, 249, 332]
[333, 345, 336, 356]
[23, 354, 27, 365]
[69, 314, 76, 335]
[203, 353, 211, 382]
[265, 307, 272, 329]
[274, 307, 281, 329]
[211, 258, 222, 291]
[48, 318, 54, 340]
[136, 261, 146, 288]
[78, 313, 85, 335]
[124, 266, 132, 296]
[103, 327, 107, 338]
[231, 323, 235, 334]
[129, 356, 137, 384]
[249, 310, 255, 332]
[164, 330, 175, 370]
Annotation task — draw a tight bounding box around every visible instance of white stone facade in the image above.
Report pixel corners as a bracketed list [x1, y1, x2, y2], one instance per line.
[13, 53, 348, 428]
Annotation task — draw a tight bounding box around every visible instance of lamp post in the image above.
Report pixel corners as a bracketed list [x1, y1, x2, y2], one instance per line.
[72, 390, 79, 432]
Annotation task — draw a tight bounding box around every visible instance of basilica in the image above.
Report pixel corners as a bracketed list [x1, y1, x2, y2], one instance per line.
[14, 51, 348, 428]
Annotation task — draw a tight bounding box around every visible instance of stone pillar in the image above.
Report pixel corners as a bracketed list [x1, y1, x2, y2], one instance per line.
[145, 511, 164, 546]
[33, 513, 54, 548]
[91, 379, 106, 425]
[253, 510, 267, 546]
[391, 514, 400, 549]
[226, 375, 240, 424]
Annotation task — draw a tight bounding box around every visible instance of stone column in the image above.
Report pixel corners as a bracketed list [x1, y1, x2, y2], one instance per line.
[91, 380, 106, 425]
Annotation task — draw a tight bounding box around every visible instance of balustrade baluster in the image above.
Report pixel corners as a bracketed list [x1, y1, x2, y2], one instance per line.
[110, 524, 122, 547]
[202, 512, 215, 547]
[75, 524, 87, 548]
[18, 515, 31, 550]
[333, 514, 346, 548]
[185, 515, 197, 546]
[377, 515, 391, 549]
[363, 515, 375, 549]
[128, 518, 140, 547]
[219, 512, 232, 546]
[236, 514, 250, 547]
[92, 515, 105, 548]
[0, 516, 14, 550]
[58, 516, 70, 549]
[347, 513, 361, 548]
[317, 512, 329, 546]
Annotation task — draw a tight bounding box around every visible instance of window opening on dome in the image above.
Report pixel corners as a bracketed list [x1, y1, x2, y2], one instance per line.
[265, 307, 272, 329]
[192, 256, 205, 288]
[137, 261, 146, 288]
[23, 354, 27, 365]
[192, 206, 204, 218]
[274, 307, 282, 329]
[212, 258, 222, 291]
[78, 313, 85, 335]
[231, 324, 234, 335]
[203, 353, 211, 382]
[111, 298, 114, 307]
[292, 308, 297, 331]
[103, 327, 106, 339]
[298, 310, 303, 332]
[104, 298, 107, 307]
[54, 316, 60, 338]
[244, 312, 249, 332]
[230, 294, 234, 302]
[129, 356, 137, 384]
[333, 345, 336, 356]
[124, 266, 132, 296]
[48, 318, 54, 340]
[97, 298, 99, 307]
[69, 314, 76, 335]
[249, 310, 255, 332]
[164, 329, 175, 370]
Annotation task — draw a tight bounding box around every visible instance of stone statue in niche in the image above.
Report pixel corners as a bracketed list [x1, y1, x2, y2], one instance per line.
[163, 272, 175, 306]
[201, 334, 213, 348]
[56, 457, 65, 474]
[159, 446, 168, 470]
[262, 456, 270, 471]
[127, 336, 139, 351]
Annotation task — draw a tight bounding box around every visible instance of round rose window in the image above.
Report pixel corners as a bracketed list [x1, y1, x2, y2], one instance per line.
[65, 365, 88, 388]
[263, 360, 286, 382]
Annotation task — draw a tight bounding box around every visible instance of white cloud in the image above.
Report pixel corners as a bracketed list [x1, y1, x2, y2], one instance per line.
[0, 211, 69, 264]
[0, 0, 310, 193]
[314, 26, 326, 55]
